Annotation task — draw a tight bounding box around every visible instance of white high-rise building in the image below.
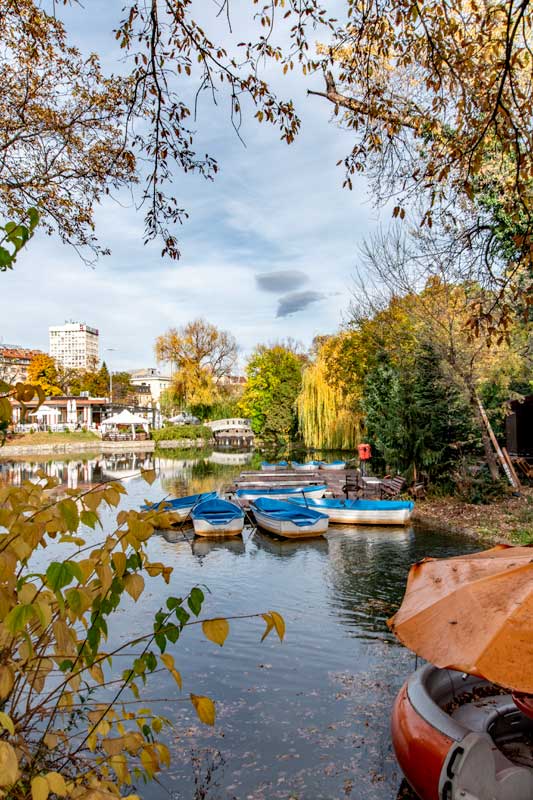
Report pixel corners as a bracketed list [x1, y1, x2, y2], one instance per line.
[49, 322, 99, 369]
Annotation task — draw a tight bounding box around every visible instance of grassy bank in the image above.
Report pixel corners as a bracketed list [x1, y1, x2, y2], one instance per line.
[6, 431, 100, 446]
[414, 487, 533, 544]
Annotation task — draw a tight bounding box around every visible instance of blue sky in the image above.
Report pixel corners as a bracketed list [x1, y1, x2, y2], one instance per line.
[0, 2, 381, 373]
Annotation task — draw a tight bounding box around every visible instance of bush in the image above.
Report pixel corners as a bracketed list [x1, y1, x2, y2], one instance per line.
[152, 424, 212, 442]
[0, 469, 285, 797]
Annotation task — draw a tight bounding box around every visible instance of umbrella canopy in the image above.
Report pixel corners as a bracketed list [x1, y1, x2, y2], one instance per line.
[101, 409, 149, 427]
[388, 544, 533, 693]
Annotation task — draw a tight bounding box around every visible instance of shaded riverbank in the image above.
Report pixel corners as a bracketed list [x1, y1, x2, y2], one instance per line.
[413, 487, 533, 544]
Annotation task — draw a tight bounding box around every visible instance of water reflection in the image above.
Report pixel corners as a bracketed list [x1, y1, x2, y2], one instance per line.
[0, 455, 486, 800]
[253, 529, 329, 558]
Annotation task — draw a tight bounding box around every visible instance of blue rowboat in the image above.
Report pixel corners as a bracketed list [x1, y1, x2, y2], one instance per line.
[287, 497, 414, 526]
[251, 497, 328, 538]
[141, 491, 217, 520]
[191, 498, 245, 537]
[236, 484, 327, 502]
[261, 460, 289, 471]
[319, 460, 346, 470]
[290, 460, 323, 471]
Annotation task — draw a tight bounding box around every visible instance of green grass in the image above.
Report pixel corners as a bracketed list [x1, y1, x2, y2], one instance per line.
[6, 430, 99, 446]
[152, 424, 213, 442]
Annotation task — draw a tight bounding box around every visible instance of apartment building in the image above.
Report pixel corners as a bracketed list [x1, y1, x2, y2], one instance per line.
[49, 322, 99, 369]
[0, 344, 44, 383]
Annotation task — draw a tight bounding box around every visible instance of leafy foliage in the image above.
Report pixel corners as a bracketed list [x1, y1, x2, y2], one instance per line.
[0, 471, 285, 797]
[27, 354, 63, 397]
[0, 208, 39, 271]
[151, 424, 212, 442]
[239, 344, 305, 442]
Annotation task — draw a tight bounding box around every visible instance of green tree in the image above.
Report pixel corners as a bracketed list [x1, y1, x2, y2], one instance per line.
[362, 345, 475, 483]
[239, 344, 305, 442]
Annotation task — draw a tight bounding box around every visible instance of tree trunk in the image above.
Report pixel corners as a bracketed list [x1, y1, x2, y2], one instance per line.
[468, 384, 500, 481]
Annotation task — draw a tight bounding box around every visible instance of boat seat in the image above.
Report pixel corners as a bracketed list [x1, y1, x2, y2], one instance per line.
[451, 695, 515, 733]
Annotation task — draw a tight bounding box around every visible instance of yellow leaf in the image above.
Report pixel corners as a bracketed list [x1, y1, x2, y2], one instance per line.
[269, 610, 285, 642]
[0, 712, 14, 735]
[140, 468, 156, 485]
[170, 668, 182, 689]
[260, 612, 275, 643]
[190, 694, 215, 726]
[31, 775, 49, 800]
[0, 741, 19, 787]
[202, 617, 229, 647]
[112, 552, 126, 577]
[45, 772, 67, 796]
[140, 745, 159, 777]
[123, 574, 144, 601]
[43, 733, 58, 749]
[109, 754, 129, 784]
[90, 663, 105, 685]
[0, 666, 14, 701]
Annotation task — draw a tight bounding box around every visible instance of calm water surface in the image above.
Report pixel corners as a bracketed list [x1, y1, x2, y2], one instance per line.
[0, 451, 486, 800]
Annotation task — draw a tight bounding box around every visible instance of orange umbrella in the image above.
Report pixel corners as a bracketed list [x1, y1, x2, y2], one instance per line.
[388, 544, 533, 693]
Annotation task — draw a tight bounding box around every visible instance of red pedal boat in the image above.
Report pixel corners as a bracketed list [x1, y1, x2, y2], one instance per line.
[392, 664, 533, 800]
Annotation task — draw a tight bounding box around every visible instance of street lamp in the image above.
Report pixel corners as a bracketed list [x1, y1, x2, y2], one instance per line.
[105, 348, 116, 405]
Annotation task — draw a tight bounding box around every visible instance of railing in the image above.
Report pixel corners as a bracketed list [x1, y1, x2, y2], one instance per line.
[204, 418, 253, 433]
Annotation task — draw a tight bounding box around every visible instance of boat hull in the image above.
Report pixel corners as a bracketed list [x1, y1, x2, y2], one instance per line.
[192, 517, 244, 537]
[291, 462, 320, 471]
[319, 462, 345, 470]
[252, 509, 328, 538]
[391, 664, 533, 800]
[322, 507, 412, 525]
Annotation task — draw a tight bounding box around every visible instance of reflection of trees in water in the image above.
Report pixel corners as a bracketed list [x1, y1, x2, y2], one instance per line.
[160, 457, 247, 498]
[326, 532, 418, 641]
[326, 529, 487, 642]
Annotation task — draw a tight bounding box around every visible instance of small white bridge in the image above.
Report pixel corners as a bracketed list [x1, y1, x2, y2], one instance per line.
[204, 418, 254, 447]
[204, 418, 253, 434]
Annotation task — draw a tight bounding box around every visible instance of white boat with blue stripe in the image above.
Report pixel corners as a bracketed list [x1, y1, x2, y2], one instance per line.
[251, 497, 329, 538]
[290, 460, 322, 471]
[235, 484, 327, 502]
[141, 491, 218, 521]
[260, 460, 289, 470]
[319, 460, 346, 470]
[287, 497, 414, 526]
[191, 497, 245, 537]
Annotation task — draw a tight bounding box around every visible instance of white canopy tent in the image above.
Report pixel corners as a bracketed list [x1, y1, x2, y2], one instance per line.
[101, 409, 150, 439]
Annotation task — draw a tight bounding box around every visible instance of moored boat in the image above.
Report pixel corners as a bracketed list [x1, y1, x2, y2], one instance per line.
[290, 460, 322, 471]
[318, 459, 346, 470]
[141, 491, 218, 520]
[250, 497, 328, 538]
[235, 484, 327, 502]
[287, 497, 414, 525]
[260, 460, 289, 470]
[392, 664, 533, 800]
[191, 497, 245, 537]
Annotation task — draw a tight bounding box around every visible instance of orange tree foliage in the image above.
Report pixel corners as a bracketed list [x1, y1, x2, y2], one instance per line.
[27, 354, 62, 398]
[0, 470, 285, 798]
[1, 0, 333, 261]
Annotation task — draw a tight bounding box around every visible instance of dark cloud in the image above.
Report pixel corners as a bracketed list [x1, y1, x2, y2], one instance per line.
[255, 269, 309, 294]
[276, 290, 325, 318]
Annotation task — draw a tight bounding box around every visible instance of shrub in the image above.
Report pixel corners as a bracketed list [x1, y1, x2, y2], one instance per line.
[0, 470, 285, 797]
[152, 424, 212, 442]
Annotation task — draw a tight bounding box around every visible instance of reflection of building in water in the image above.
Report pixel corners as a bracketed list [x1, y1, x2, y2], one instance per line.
[208, 451, 253, 466]
[0, 457, 101, 489]
[100, 452, 154, 481]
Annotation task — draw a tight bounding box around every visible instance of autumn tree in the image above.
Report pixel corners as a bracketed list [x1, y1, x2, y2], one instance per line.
[310, 0, 533, 329]
[239, 343, 306, 442]
[0, 0, 332, 261]
[155, 319, 237, 409]
[27, 353, 62, 397]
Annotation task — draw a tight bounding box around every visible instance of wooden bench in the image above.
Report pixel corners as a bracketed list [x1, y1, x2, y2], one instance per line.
[380, 475, 406, 498]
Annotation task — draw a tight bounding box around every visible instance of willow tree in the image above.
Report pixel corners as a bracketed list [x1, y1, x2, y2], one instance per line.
[297, 342, 361, 450]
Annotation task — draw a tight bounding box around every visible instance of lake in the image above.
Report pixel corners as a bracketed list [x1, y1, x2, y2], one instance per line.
[0, 450, 485, 800]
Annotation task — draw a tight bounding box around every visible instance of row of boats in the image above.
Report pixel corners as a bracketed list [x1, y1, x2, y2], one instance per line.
[262, 460, 346, 471]
[142, 485, 415, 539]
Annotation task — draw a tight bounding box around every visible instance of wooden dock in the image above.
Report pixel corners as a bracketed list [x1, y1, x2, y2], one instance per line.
[231, 468, 358, 498]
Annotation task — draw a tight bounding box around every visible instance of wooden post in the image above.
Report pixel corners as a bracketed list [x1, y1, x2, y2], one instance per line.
[502, 446, 521, 489]
[476, 397, 520, 489]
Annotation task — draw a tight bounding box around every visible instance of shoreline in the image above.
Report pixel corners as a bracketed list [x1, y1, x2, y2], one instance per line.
[0, 437, 216, 458]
